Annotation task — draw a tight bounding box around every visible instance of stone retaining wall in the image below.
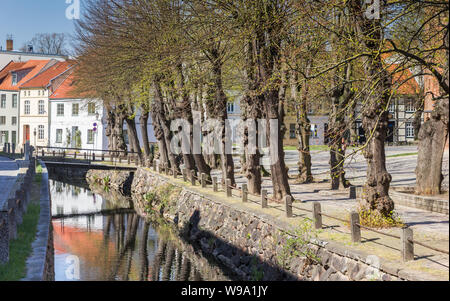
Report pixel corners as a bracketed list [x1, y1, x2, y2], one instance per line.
[87, 168, 439, 281]
[0, 158, 34, 264]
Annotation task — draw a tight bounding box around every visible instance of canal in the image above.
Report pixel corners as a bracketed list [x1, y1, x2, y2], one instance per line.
[49, 179, 236, 281]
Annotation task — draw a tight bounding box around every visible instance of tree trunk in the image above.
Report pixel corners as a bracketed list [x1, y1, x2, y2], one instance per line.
[328, 64, 353, 190]
[153, 79, 178, 171]
[113, 106, 128, 157]
[242, 40, 262, 195]
[292, 69, 313, 184]
[124, 116, 142, 160]
[175, 64, 211, 179]
[210, 49, 235, 186]
[140, 107, 151, 166]
[350, 0, 394, 216]
[265, 90, 292, 202]
[415, 98, 449, 195]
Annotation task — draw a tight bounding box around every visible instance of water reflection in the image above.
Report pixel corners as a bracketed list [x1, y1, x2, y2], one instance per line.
[50, 180, 232, 281]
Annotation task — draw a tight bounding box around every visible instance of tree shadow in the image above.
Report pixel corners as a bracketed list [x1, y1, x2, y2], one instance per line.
[178, 209, 301, 281]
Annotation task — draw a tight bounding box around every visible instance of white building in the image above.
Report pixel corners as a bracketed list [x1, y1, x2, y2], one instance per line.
[49, 73, 108, 152]
[0, 60, 52, 151]
[18, 60, 73, 147]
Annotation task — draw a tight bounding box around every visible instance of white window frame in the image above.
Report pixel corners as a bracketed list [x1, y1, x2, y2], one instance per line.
[38, 125, 45, 140]
[56, 129, 63, 143]
[405, 122, 414, 138]
[57, 103, 65, 116]
[24, 101, 30, 115]
[0, 95, 6, 108]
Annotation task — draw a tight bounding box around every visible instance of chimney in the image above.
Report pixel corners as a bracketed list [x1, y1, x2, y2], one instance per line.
[6, 35, 13, 51]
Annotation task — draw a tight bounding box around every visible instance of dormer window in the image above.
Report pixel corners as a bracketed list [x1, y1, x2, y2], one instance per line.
[12, 73, 18, 86]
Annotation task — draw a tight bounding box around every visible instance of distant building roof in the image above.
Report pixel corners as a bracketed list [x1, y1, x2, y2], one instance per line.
[0, 49, 67, 59]
[50, 74, 79, 99]
[20, 61, 74, 89]
[0, 60, 52, 91]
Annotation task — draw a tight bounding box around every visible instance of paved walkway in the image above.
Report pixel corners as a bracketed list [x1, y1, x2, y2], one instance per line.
[0, 156, 20, 210]
[204, 146, 449, 278]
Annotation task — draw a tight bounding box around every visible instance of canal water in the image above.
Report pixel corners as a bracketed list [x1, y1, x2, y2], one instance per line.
[49, 179, 234, 281]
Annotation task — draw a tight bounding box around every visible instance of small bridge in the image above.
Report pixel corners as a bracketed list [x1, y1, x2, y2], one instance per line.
[36, 146, 145, 179]
[36, 146, 144, 170]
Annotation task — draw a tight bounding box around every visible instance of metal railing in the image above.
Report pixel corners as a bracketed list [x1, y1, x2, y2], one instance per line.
[36, 146, 142, 167]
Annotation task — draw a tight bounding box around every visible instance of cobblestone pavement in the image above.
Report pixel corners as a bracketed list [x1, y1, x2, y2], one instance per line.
[0, 156, 19, 210]
[280, 145, 449, 189]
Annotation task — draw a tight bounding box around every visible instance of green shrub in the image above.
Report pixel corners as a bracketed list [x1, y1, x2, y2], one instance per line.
[358, 206, 404, 229]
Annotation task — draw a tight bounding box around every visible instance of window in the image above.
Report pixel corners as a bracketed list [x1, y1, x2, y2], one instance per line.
[57, 103, 64, 116]
[12, 94, 17, 108]
[1, 95, 5, 108]
[12, 73, 17, 85]
[56, 129, 63, 143]
[227, 102, 235, 113]
[11, 116, 17, 125]
[87, 129, 94, 144]
[388, 102, 395, 113]
[72, 103, 79, 116]
[24, 101, 30, 115]
[88, 103, 96, 115]
[406, 122, 414, 138]
[289, 124, 296, 139]
[38, 125, 45, 140]
[405, 99, 416, 113]
[23, 91, 26, 96]
[0, 131, 8, 143]
[0, 116, 5, 125]
[39, 100, 45, 115]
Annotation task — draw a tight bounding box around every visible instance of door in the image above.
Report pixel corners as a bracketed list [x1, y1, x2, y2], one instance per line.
[23, 125, 30, 144]
[71, 126, 79, 148]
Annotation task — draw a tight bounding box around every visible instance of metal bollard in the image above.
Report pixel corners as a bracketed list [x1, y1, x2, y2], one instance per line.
[226, 179, 232, 197]
[313, 202, 322, 229]
[350, 212, 361, 243]
[285, 195, 293, 218]
[261, 190, 268, 208]
[182, 168, 187, 182]
[401, 227, 414, 262]
[201, 173, 207, 188]
[212, 177, 218, 192]
[190, 171, 196, 186]
[242, 184, 248, 203]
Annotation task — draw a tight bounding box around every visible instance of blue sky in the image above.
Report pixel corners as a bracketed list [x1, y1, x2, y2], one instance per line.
[0, 0, 79, 53]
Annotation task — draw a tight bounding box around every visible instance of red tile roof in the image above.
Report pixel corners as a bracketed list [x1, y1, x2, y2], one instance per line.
[20, 61, 74, 89]
[387, 64, 420, 95]
[50, 74, 80, 99]
[0, 61, 25, 81]
[0, 60, 51, 91]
